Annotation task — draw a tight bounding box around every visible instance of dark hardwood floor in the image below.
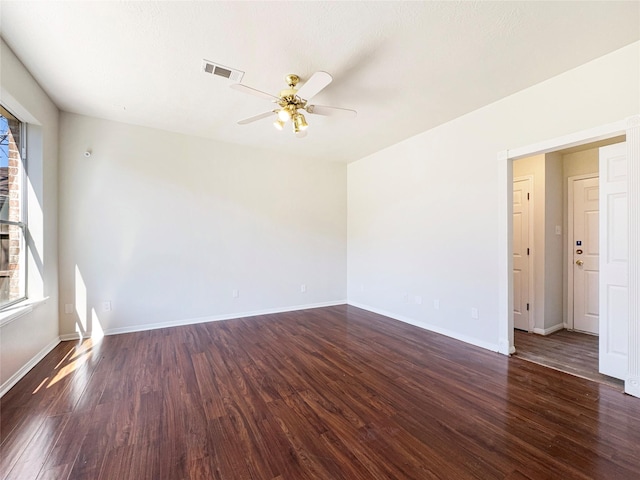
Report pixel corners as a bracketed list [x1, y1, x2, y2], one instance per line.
[2, 305, 640, 480]
[514, 329, 624, 390]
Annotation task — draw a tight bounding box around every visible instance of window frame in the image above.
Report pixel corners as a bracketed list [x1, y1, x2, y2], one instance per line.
[0, 105, 28, 310]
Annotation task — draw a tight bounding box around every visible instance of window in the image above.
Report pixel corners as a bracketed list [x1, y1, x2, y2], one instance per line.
[0, 106, 26, 308]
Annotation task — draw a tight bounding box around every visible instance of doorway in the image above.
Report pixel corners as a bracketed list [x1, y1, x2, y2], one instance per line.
[511, 140, 620, 382]
[498, 115, 640, 398]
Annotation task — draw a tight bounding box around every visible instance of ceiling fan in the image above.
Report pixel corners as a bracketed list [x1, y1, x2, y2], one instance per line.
[230, 72, 357, 137]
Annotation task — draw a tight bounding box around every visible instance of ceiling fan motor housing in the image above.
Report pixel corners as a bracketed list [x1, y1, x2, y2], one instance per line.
[279, 88, 299, 99]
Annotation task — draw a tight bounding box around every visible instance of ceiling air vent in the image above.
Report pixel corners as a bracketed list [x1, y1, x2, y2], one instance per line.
[202, 60, 244, 82]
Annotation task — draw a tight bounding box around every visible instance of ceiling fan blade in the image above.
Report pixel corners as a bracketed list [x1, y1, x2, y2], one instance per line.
[237, 111, 275, 125]
[230, 83, 279, 102]
[306, 105, 357, 118]
[296, 130, 308, 138]
[296, 71, 332, 101]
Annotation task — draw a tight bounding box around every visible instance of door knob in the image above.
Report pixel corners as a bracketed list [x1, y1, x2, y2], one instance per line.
[576, 260, 584, 266]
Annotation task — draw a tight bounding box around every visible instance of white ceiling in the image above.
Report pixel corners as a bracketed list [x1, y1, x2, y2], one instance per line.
[1, 1, 638, 163]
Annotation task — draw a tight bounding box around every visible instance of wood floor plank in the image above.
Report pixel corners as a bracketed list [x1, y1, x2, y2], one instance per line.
[2, 305, 640, 479]
[36, 410, 94, 476]
[35, 463, 72, 480]
[65, 402, 114, 479]
[98, 442, 160, 480]
[3, 414, 67, 480]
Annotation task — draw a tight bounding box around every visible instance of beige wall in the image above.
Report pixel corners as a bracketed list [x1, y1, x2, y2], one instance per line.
[563, 149, 599, 178]
[544, 152, 563, 330]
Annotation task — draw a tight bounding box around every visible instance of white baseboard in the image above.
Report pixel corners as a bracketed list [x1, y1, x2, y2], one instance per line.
[59, 300, 348, 338]
[348, 301, 500, 353]
[0, 337, 61, 398]
[59, 332, 81, 341]
[532, 323, 564, 336]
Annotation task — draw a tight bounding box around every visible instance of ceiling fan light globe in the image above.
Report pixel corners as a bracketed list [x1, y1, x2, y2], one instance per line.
[299, 114, 309, 130]
[278, 109, 290, 122]
[293, 113, 309, 131]
[273, 119, 285, 130]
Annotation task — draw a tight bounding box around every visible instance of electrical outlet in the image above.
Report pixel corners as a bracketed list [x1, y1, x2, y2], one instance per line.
[433, 299, 440, 310]
[102, 301, 112, 312]
[233, 289, 239, 298]
[300, 284, 306, 293]
[471, 307, 479, 319]
[64, 303, 73, 314]
[402, 292, 409, 303]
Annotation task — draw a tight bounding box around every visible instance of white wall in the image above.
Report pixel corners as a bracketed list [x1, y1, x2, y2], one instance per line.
[58, 113, 346, 336]
[0, 39, 59, 390]
[347, 42, 639, 350]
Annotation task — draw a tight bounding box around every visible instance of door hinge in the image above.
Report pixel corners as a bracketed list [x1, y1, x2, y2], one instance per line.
[527, 248, 530, 255]
[526, 303, 529, 311]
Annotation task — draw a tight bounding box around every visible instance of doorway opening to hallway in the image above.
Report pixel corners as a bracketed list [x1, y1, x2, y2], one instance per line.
[511, 136, 626, 387]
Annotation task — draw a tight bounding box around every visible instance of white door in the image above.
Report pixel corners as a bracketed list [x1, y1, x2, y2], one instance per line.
[599, 142, 628, 380]
[572, 177, 599, 334]
[513, 178, 531, 331]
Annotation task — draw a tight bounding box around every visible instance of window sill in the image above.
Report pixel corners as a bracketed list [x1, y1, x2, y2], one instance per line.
[0, 297, 49, 328]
